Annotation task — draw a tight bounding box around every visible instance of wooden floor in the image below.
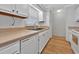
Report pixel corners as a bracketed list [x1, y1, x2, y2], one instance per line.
[42, 36, 74, 54]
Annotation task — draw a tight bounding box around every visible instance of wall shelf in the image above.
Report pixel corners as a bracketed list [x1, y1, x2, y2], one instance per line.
[0, 9, 28, 19]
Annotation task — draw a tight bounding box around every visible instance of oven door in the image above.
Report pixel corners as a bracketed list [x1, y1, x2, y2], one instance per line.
[72, 34, 78, 45]
[71, 31, 79, 53]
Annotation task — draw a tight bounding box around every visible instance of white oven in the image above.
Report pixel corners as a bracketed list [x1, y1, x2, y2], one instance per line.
[71, 30, 79, 53]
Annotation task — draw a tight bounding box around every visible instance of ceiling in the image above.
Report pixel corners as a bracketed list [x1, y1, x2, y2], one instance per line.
[37, 4, 73, 11]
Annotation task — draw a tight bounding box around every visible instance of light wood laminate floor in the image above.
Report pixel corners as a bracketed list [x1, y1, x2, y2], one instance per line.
[42, 36, 74, 54]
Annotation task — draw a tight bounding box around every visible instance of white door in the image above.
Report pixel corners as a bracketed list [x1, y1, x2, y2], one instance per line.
[53, 9, 66, 36]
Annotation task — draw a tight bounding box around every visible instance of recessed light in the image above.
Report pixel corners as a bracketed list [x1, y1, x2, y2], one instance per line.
[57, 9, 62, 12]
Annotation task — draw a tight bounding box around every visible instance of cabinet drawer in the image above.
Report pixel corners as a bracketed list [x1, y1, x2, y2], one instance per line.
[21, 35, 38, 54]
[21, 43, 34, 54]
[0, 41, 20, 54]
[21, 36, 34, 48]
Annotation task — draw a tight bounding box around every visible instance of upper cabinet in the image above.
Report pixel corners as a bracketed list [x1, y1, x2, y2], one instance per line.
[0, 4, 15, 12]
[15, 4, 29, 17]
[0, 4, 28, 19]
[29, 5, 39, 19]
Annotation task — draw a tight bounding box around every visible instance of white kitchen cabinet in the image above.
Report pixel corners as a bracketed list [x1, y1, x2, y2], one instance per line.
[39, 32, 45, 53]
[38, 30, 50, 53]
[29, 5, 39, 19]
[34, 35, 39, 53]
[44, 30, 50, 44]
[48, 28, 52, 38]
[0, 4, 15, 12]
[15, 4, 29, 16]
[21, 35, 38, 54]
[0, 41, 20, 54]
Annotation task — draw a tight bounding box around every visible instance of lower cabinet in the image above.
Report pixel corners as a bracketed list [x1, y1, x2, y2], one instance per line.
[0, 30, 50, 54]
[0, 41, 20, 54]
[44, 30, 49, 44]
[21, 35, 38, 54]
[39, 30, 50, 53]
[20, 30, 50, 54]
[39, 32, 45, 53]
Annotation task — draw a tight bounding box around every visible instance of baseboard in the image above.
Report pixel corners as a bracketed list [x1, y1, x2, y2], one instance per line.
[52, 35, 66, 39]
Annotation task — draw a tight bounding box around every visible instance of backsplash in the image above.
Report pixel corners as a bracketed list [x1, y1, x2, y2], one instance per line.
[0, 16, 25, 27]
[24, 18, 39, 26]
[0, 16, 40, 27]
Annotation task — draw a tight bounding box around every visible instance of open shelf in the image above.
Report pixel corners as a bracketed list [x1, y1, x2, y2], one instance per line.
[0, 9, 28, 19]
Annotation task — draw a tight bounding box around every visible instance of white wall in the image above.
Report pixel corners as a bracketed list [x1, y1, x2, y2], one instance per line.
[51, 5, 79, 38]
[52, 5, 78, 37]
[0, 15, 25, 27]
[42, 8, 66, 37]
[52, 8, 66, 36]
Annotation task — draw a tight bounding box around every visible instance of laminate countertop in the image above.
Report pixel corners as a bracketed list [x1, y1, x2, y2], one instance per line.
[68, 26, 79, 35]
[0, 26, 49, 47]
[68, 26, 79, 29]
[72, 29, 79, 34]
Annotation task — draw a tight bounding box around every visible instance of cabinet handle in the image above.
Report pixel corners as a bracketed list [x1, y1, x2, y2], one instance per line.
[12, 50, 18, 54]
[16, 53, 20, 54]
[3, 42, 16, 49]
[16, 11, 18, 13]
[12, 10, 15, 12]
[22, 39, 30, 43]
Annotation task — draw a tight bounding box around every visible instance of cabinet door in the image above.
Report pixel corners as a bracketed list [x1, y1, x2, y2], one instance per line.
[47, 29, 51, 39]
[39, 32, 46, 53]
[45, 30, 50, 44]
[29, 5, 39, 19]
[0, 41, 20, 54]
[34, 35, 39, 53]
[0, 4, 15, 12]
[39, 30, 50, 53]
[21, 35, 38, 54]
[15, 4, 29, 16]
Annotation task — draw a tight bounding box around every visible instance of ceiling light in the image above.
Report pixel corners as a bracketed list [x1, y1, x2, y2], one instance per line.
[57, 9, 62, 12]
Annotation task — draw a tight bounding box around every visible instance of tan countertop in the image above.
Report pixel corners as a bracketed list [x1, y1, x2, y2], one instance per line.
[68, 26, 79, 30]
[0, 26, 49, 47]
[72, 29, 79, 34]
[68, 26, 79, 35]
